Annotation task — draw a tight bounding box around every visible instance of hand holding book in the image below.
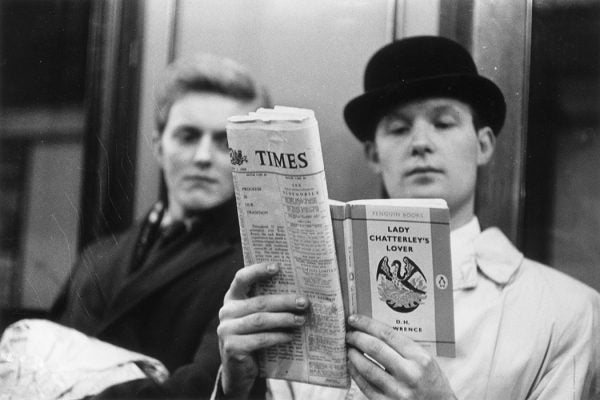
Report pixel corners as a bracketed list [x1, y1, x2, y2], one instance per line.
[346, 314, 457, 399]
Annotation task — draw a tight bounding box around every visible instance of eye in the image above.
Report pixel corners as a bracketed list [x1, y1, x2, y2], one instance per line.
[434, 115, 458, 129]
[173, 127, 199, 144]
[386, 120, 410, 135]
[212, 131, 229, 151]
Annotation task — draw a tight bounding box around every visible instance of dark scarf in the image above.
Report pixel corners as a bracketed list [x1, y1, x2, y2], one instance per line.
[130, 198, 240, 274]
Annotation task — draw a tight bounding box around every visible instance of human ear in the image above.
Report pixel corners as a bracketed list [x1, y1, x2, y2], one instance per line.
[152, 130, 163, 162]
[364, 140, 382, 174]
[476, 126, 496, 167]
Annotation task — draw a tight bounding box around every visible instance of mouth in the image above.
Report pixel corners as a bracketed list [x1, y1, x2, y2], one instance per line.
[182, 175, 218, 184]
[405, 167, 443, 177]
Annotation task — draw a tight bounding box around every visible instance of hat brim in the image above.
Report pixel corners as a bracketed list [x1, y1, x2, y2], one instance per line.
[343, 74, 506, 141]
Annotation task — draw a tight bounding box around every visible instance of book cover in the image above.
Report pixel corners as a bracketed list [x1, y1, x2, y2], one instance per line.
[331, 199, 455, 357]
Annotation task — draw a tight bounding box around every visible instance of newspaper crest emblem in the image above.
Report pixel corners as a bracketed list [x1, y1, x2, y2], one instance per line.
[376, 256, 427, 313]
[229, 148, 248, 166]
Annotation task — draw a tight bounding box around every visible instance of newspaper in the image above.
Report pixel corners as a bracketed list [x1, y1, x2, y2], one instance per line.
[227, 106, 349, 388]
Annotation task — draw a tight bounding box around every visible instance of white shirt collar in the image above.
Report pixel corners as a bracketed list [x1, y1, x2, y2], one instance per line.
[474, 227, 524, 285]
[450, 217, 523, 290]
[450, 217, 480, 290]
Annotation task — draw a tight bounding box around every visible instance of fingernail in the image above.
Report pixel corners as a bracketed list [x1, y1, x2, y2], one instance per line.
[294, 315, 305, 325]
[266, 263, 278, 273]
[295, 297, 307, 308]
[348, 314, 358, 325]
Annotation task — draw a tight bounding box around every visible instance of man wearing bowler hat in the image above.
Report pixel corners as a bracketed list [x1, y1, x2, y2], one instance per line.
[214, 36, 600, 399]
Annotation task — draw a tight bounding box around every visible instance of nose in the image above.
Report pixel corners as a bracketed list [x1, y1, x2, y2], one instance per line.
[193, 134, 213, 166]
[409, 120, 434, 156]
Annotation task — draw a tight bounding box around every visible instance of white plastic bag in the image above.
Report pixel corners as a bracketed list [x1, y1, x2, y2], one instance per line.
[0, 319, 168, 400]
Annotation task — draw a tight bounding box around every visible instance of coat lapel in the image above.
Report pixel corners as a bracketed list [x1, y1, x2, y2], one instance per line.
[93, 233, 234, 336]
[93, 198, 241, 336]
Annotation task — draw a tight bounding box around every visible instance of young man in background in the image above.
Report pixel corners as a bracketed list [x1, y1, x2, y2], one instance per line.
[52, 53, 270, 398]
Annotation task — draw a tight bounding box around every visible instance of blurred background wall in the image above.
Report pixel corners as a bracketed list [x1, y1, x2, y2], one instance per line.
[0, 0, 598, 324]
[0, 0, 89, 317]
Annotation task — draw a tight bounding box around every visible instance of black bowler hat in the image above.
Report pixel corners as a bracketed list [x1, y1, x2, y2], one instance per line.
[344, 36, 506, 141]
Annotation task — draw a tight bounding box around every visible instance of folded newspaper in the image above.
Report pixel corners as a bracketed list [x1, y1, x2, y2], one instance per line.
[227, 106, 454, 389]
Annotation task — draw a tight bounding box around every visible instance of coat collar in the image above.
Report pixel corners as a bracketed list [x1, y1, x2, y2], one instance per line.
[97, 237, 235, 334]
[93, 200, 241, 335]
[451, 218, 523, 290]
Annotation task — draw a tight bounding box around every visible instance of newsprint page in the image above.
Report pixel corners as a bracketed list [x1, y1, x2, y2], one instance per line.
[227, 106, 349, 388]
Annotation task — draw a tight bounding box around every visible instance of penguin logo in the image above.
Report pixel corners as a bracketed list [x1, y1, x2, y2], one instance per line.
[435, 274, 448, 290]
[376, 256, 427, 313]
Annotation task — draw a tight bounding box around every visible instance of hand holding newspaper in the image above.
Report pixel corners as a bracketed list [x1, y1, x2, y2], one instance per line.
[226, 106, 454, 389]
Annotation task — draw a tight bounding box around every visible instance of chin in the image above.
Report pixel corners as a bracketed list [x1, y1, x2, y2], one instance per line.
[411, 192, 445, 199]
[190, 199, 227, 212]
[389, 186, 447, 200]
[179, 194, 230, 212]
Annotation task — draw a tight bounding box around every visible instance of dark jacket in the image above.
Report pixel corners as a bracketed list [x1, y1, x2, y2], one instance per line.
[50, 199, 243, 399]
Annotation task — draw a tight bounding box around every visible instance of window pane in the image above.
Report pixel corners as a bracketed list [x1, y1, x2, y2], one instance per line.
[0, 0, 90, 317]
[524, 0, 600, 291]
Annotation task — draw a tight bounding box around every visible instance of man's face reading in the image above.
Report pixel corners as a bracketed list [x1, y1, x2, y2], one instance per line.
[367, 98, 493, 219]
[155, 93, 255, 218]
